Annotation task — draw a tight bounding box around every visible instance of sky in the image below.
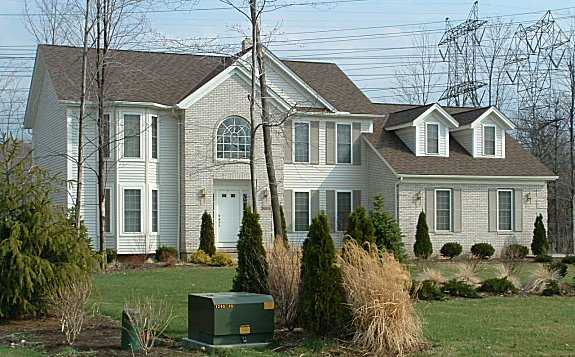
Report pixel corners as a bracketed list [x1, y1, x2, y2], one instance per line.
[0, 0, 574, 131]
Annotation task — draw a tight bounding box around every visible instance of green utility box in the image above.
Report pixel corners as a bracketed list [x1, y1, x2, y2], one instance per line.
[184, 292, 274, 352]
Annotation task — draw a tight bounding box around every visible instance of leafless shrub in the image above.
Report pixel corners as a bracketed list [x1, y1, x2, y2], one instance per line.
[124, 297, 175, 355]
[339, 241, 427, 356]
[454, 262, 481, 286]
[524, 264, 560, 294]
[495, 263, 521, 289]
[51, 279, 93, 345]
[266, 237, 301, 331]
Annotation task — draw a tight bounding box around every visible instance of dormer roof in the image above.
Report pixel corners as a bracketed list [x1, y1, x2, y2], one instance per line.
[452, 106, 515, 130]
[385, 103, 459, 130]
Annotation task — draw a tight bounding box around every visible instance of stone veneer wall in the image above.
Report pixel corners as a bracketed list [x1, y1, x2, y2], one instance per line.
[179, 74, 285, 253]
[397, 182, 548, 257]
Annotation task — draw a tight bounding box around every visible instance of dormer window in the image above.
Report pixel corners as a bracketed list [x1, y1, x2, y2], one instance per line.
[483, 125, 496, 156]
[426, 123, 439, 154]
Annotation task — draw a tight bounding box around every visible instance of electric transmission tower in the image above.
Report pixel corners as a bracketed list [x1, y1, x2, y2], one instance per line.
[438, 1, 487, 107]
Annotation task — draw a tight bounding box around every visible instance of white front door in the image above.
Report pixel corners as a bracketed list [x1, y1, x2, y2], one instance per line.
[217, 189, 242, 248]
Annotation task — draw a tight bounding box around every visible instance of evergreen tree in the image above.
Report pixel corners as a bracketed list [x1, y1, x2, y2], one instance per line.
[414, 211, 433, 259]
[199, 211, 216, 256]
[346, 206, 375, 249]
[279, 205, 288, 246]
[369, 195, 407, 263]
[531, 214, 549, 255]
[0, 134, 98, 318]
[301, 213, 350, 336]
[232, 206, 268, 294]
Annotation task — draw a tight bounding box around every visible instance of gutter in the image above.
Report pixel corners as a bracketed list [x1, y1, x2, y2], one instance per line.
[397, 174, 559, 181]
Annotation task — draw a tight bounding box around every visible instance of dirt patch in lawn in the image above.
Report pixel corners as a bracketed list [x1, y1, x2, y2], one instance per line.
[0, 314, 196, 356]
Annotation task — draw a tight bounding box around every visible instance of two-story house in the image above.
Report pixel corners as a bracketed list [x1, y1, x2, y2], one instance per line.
[24, 44, 556, 257]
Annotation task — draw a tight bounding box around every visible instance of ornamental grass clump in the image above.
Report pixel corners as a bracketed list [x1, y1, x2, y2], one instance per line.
[524, 264, 560, 294]
[417, 267, 446, 287]
[494, 263, 521, 289]
[339, 240, 427, 356]
[454, 262, 481, 286]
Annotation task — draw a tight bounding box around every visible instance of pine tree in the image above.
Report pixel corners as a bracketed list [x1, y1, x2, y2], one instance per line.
[301, 213, 350, 336]
[0, 134, 98, 318]
[346, 206, 376, 249]
[370, 195, 407, 263]
[232, 206, 268, 294]
[531, 214, 549, 255]
[414, 211, 433, 259]
[199, 211, 216, 256]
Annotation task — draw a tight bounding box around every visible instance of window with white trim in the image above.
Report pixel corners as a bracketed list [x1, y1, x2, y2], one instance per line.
[105, 189, 111, 233]
[498, 190, 513, 231]
[426, 123, 439, 154]
[123, 114, 141, 158]
[336, 123, 352, 164]
[484, 125, 496, 156]
[435, 189, 452, 231]
[151, 115, 158, 159]
[151, 189, 158, 233]
[124, 189, 141, 233]
[336, 191, 352, 231]
[293, 122, 310, 163]
[294, 192, 310, 231]
[216, 116, 251, 159]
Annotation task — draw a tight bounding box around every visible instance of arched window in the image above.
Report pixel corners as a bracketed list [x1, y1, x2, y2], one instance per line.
[216, 116, 251, 159]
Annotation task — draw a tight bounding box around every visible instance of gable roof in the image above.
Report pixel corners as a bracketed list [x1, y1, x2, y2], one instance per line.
[452, 107, 491, 126]
[384, 103, 459, 130]
[36, 45, 373, 113]
[365, 116, 555, 178]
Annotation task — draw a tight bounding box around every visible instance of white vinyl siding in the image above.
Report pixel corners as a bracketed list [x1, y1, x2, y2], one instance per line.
[294, 121, 310, 163]
[294, 191, 310, 231]
[123, 114, 141, 158]
[498, 190, 513, 231]
[124, 189, 141, 233]
[336, 123, 352, 164]
[435, 189, 452, 231]
[426, 123, 439, 154]
[336, 191, 352, 231]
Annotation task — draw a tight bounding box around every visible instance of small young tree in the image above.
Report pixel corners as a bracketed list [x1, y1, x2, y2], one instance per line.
[300, 213, 349, 336]
[414, 211, 433, 259]
[531, 214, 549, 255]
[0, 135, 98, 318]
[370, 195, 407, 263]
[199, 211, 216, 256]
[346, 206, 376, 248]
[232, 206, 268, 294]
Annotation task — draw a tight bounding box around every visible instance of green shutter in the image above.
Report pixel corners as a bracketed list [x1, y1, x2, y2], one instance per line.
[488, 189, 497, 232]
[284, 120, 292, 164]
[353, 190, 362, 208]
[284, 189, 292, 232]
[514, 189, 523, 232]
[453, 189, 462, 233]
[326, 190, 336, 232]
[425, 189, 435, 233]
[310, 121, 319, 165]
[326, 122, 335, 165]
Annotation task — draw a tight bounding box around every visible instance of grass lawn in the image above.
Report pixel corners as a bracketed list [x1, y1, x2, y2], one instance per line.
[90, 263, 575, 356]
[0, 346, 45, 357]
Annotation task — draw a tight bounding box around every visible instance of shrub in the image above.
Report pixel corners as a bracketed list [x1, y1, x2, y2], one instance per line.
[562, 255, 575, 264]
[155, 246, 178, 263]
[51, 279, 93, 345]
[199, 211, 216, 256]
[346, 206, 376, 247]
[267, 238, 302, 331]
[0, 135, 99, 318]
[412, 280, 445, 301]
[454, 262, 480, 286]
[525, 265, 560, 294]
[541, 280, 561, 296]
[124, 297, 175, 354]
[301, 213, 349, 337]
[232, 206, 268, 294]
[189, 249, 211, 265]
[414, 211, 432, 259]
[531, 214, 549, 255]
[339, 240, 426, 355]
[105, 249, 117, 263]
[535, 254, 553, 263]
[369, 195, 407, 263]
[440, 242, 463, 259]
[209, 253, 234, 267]
[470, 243, 495, 259]
[494, 263, 521, 289]
[441, 279, 480, 298]
[479, 278, 518, 295]
[505, 244, 529, 259]
[547, 261, 568, 278]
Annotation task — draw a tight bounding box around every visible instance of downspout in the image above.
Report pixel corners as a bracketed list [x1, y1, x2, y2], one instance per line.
[172, 105, 182, 256]
[395, 176, 403, 220]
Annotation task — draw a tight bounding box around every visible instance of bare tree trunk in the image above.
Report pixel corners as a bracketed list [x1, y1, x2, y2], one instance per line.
[74, 0, 92, 232]
[249, 32, 258, 213]
[570, 61, 575, 253]
[250, 0, 282, 239]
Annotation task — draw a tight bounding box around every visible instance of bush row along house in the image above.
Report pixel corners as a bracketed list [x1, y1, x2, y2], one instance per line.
[24, 44, 557, 257]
